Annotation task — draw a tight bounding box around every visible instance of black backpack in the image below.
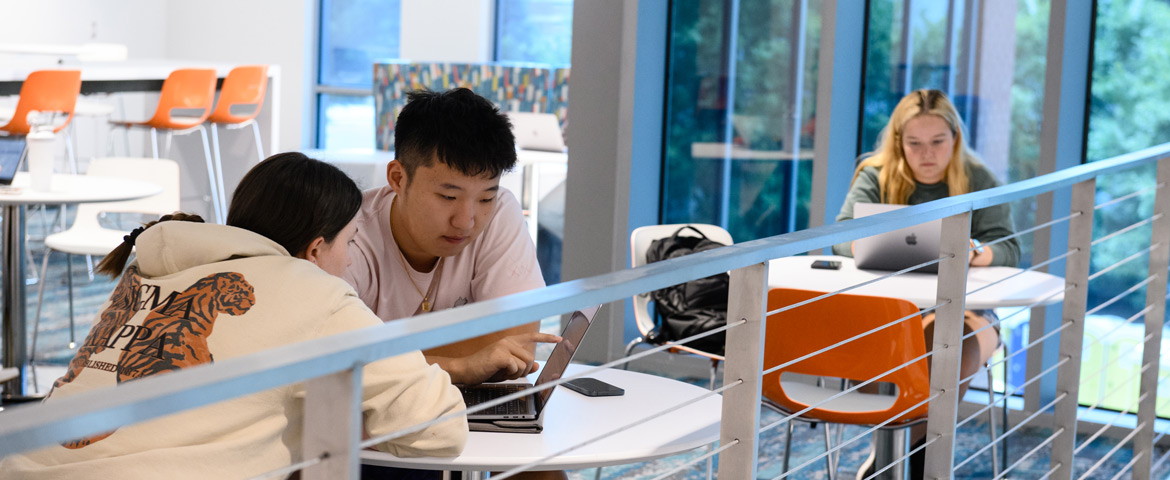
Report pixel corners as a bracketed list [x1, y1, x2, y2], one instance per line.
[644, 226, 729, 355]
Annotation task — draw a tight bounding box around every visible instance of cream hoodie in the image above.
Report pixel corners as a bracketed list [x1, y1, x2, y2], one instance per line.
[1, 222, 467, 479]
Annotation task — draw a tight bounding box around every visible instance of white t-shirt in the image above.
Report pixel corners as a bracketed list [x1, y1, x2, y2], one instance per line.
[344, 186, 545, 322]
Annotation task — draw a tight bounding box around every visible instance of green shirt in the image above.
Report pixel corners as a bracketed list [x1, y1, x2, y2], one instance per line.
[831, 163, 1021, 267]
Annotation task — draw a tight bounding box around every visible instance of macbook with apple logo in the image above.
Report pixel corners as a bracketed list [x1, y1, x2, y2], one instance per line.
[851, 202, 943, 273]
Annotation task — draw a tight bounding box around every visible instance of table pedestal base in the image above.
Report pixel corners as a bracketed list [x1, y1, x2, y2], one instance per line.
[873, 428, 908, 480]
[1, 205, 26, 398]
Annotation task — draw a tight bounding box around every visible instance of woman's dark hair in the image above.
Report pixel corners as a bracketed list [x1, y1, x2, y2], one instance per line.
[226, 152, 363, 256]
[96, 212, 205, 276]
[394, 88, 517, 180]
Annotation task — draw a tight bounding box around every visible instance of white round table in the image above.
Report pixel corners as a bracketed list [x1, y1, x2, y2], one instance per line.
[769, 255, 1066, 310]
[1, 173, 162, 399]
[362, 365, 722, 476]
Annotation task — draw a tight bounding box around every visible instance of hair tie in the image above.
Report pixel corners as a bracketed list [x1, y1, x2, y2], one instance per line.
[124, 226, 146, 246]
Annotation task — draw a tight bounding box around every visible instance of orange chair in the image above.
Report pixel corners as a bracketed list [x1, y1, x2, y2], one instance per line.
[764, 287, 929, 477]
[108, 68, 221, 222]
[207, 65, 268, 220]
[0, 70, 82, 171]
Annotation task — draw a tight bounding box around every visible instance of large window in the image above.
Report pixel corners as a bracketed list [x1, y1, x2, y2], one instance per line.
[662, 0, 822, 243]
[495, 0, 573, 65]
[315, 0, 400, 149]
[1085, 0, 1170, 417]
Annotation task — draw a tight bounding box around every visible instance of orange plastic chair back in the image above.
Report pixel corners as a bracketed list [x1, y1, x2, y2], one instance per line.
[0, 70, 82, 135]
[207, 65, 268, 125]
[144, 68, 217, 130]
[763, 288, 930, 425]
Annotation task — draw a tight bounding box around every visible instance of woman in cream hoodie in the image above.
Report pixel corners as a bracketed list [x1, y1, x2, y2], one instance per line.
[2, 152, 467, 479]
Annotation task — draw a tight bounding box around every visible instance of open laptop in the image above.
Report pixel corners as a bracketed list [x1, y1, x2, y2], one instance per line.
[0, 136, 26, 186]
[852, 202, 942, 273]
[507, 111, 566, 153]
[461, 305, 599, 431]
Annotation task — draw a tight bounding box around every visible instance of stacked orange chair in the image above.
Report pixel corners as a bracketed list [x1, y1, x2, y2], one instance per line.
[108, 68, 221, 222]
[206, 65, 268, 221]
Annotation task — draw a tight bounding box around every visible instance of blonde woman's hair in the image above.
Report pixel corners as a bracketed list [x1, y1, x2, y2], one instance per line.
[853, 89, 983, 204]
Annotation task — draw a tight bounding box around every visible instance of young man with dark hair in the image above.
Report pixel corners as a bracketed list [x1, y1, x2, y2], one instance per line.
[344, 88, 560, 386]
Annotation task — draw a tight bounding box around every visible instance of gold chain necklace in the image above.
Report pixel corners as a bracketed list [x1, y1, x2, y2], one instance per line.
[395, 247, 432, 312]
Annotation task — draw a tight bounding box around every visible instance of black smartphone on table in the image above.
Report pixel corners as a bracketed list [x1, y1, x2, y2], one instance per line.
[562, 377, 625, 397]
[810, 259, 842, 270]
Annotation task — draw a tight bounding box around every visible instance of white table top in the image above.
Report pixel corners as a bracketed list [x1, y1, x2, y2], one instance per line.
[0, 173, 162, 206]
[0, 59, 280, 83]
[362, 365, 722, 472]
[769, 255, 1066, 310]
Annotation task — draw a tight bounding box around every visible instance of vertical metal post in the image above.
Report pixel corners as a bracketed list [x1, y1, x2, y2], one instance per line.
[809, 1, 866, 231]
[923, 211, 972, 479]
[1133, 158, 1170, 480]
[1027, 0, 1094, 413]
[1, 205, 27, 398]
[302, 367, 363, 480]
[1048, 178, 1095, 478]
[717, 262, 768, 479]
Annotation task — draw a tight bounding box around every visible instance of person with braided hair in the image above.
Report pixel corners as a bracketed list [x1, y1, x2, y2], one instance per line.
[2, 152, 467, 480]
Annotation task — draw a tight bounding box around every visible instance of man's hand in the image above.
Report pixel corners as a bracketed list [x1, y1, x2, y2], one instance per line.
[447, 332, 562, 385]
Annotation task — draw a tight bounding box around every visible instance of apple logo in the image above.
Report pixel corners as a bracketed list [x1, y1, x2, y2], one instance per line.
[905, 233, 918, 246]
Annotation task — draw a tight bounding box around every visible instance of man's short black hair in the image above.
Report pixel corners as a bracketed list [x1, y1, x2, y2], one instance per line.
[394, 88, 517, 180]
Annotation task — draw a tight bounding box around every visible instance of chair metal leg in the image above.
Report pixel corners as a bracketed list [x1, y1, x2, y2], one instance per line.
[150, 127, 159, 159]
[987, 367, 999, 477]
[251, 120, 265, 162]
[783, 418, 794, 473]
[209, 125, 228, 223]
[197, 126, 224, 224]
[66, 253, 75, 349]
[29, 247, 53, 394]
[119, 124, 130, 157]
[708, 358, 719, 390]
[823, 423, 836, 480]
[64, 129, 78, 174]
[85, 254, 95, 281]
[621, 337, 644, 370]
[164, 130, 174, 159]
[1000, 345, 1010, 473]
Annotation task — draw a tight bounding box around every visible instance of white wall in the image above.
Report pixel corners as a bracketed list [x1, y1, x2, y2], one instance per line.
[163, 0, 312, 153]
[1, 0, 311, 152]
[400, 0, 494, 62]
[0, 0, 168, 58]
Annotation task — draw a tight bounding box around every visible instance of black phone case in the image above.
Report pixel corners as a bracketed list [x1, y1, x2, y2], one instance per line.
[563, 377, 624, 397]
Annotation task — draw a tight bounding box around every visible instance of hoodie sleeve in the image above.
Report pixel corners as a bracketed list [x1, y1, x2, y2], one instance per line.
[318, 294, 468, 457]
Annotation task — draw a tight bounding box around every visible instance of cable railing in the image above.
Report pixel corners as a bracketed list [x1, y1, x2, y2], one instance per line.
[1, 143, 1168, 479]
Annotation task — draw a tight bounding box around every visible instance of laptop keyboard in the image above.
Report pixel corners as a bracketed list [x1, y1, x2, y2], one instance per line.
[461, 384, 530, 416]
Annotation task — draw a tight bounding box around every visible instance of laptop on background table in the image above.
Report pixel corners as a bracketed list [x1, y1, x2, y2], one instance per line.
[461, 305, 599, 433]
[0, 136, 26, 187]
[507, 111, 566, 153]
[852, 202, 942, 273]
